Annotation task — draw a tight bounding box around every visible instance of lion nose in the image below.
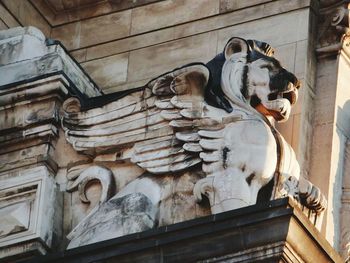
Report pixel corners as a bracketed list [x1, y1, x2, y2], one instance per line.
[294, 78, 301, 90]
[282, 69, 300, 89]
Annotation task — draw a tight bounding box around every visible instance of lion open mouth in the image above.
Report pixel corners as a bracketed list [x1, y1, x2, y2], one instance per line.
[268, 88, 297, 106]
[252, 84, 299, 121]
[267, 87, 298, 121]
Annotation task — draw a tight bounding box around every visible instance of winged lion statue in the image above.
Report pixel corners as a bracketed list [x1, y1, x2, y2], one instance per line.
[62, 37, 326, 248]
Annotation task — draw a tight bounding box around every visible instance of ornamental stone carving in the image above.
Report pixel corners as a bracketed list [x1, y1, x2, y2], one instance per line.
[62, 37, 327, 248]
[317, 2, 350, 57]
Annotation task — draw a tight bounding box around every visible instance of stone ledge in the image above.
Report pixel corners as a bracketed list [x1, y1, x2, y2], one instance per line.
[0, 27, 102, 99]
[31, 198, 342, 263]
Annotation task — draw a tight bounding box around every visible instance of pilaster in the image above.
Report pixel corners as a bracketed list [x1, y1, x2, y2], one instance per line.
[0, 26, 101, 260]
[309, 1, 350, 258]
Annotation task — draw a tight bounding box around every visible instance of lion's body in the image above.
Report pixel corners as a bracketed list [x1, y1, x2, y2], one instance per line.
[65, 37, 314, 249]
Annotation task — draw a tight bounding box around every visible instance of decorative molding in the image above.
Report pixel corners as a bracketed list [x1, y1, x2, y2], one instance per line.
[0, 26, 102, 97]
[33, 198, 344, 263]
[0, 26, 103, 174]
[0, 166, 62, 260]
[28, 0, 162, 26]
[316, 2, 350, 57]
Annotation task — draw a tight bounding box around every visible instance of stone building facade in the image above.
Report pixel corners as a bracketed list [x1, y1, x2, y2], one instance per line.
[0, 0, 349, 262]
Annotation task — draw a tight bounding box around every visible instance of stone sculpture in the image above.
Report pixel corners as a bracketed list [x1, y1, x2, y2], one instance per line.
[62, 37, 326, 248]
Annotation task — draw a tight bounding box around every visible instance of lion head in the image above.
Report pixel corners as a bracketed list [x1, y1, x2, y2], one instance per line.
[205, 37, 300, 122]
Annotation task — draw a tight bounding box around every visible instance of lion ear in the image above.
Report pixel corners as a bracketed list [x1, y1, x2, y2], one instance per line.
[224, 37, 249, 60]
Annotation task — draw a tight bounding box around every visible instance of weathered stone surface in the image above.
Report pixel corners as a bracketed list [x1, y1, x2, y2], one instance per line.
[67, 193, 157, 249]
[340, 141, 350, 260]
[0, 166, 62, 260]
[295, 40, 313, 87]
[291, 113, 302, 157]
[0, 20, 7, 30]
[130, 0, 219, 35]
[175, 0, 310, 40]
[219, 0, 271, 13]
[81, 53, 129, 88]
[1, 0, 51, 36]
[216, 8, 309, 50]
[51, 10, 132, 50]
[0, 26, 106, 260]
[84, 27, 175, 62]
[63, 0, 314, 69]
[32, 198, 343, 263]
[0, 98, 56, 130]
[29, 0, 161, 26]
[70, 49, 87, 63]
[103, 78, 153, 93]
[0, 202, 31, 238]
[308, 37, 350, 255]
[274, 42, 296, 73]
[0, 26, 47, 65]
[127, 32, 217, 83]
[96, 5, 312, 93]
[0, 3, 20, 29]
[0, 27, 101, 97]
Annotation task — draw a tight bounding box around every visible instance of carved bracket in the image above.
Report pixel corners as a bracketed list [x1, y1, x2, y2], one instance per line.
[317, 2, 350, 57]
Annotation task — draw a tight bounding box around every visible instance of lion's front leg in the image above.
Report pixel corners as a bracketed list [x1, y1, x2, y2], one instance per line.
[194, 167, 270, 213]
[194, 119, 277, 214]
[298, 177, 327, 213]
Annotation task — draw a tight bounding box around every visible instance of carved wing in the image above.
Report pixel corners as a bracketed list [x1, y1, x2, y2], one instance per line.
[62, 64, 235, 174]
[62, 88, 162, 152]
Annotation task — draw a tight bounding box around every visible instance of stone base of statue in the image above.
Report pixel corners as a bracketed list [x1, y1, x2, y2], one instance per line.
[32, 198, 341, 263]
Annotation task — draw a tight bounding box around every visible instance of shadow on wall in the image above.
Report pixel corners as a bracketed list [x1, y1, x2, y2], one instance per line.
[334, 100, 350, 257]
